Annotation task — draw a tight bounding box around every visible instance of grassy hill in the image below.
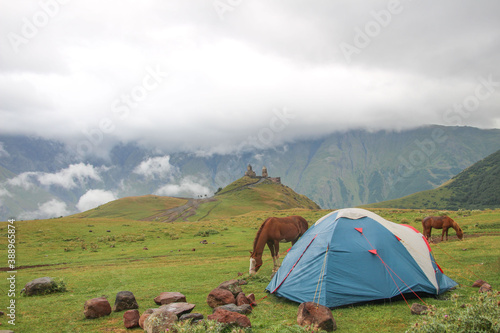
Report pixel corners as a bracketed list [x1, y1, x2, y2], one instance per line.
[73, 176, 320, 222]
[73, 195, 190, 220]
[362, 149, 500, 210]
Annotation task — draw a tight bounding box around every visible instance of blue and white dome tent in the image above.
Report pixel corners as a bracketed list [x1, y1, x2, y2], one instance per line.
[266, 208, 458, 308]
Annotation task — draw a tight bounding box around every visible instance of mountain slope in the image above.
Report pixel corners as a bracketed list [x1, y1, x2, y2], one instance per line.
[362, 149, 500, 210]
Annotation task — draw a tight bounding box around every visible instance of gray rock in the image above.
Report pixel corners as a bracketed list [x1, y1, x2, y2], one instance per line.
[23, 277, 57, 296]
[214, 303, 252, 315]
[144, 308, 178, 333]
[159, 302, 195, 317]
[179, 312, 204, 323]
[113, 291, 139, 312]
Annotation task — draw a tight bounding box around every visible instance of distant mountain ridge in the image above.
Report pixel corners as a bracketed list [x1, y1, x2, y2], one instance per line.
[0, 125, 499, 220]
[362, 149, 500, 210]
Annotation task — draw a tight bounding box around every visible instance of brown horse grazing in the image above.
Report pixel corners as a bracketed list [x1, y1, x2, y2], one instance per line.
[422, 216, 464, 242]
[249, 215, 308, 275]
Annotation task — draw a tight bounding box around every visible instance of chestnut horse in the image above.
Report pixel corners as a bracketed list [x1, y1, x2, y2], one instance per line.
[249, 215, 308, 275]
[422, 216, 464, 241]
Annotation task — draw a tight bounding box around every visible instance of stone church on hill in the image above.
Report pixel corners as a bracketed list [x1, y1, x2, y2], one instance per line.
[244, 164, 281, 184]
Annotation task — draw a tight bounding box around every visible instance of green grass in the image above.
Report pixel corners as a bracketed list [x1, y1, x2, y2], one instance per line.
[0, 208, 499, 332]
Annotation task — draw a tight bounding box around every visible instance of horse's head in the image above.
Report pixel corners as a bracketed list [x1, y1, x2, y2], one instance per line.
[249, 252, 262, 275]
[456, 227, 464, 240]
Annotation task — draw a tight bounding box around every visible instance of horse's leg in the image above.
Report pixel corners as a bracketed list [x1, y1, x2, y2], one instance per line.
[445, 227, 449, 241]
[441, 228, 446, 241]
[268, 241, 277, 273]
[274, 241, 280, 270]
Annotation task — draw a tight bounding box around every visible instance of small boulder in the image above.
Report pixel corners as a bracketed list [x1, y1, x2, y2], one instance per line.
[479, 283, 492, 293]
[208, 308, 251, 329]
[215, 303, 252, 315]
[218, 280, 243, 297]
[139, 309, 155, 329]
[23, 277, 57, 296]
[144, 308, 178, 333]
[297, 302, 337, 332]
[84, 297, 112, 319]
[236, 292, 250, 306]
[410, 303, 429, 315]
[179, 313, 204, 324]
[154, 292, 186, 305]
[159, 302, 196, 317]
[123, 309, 140, 328]
[247, 293, 257, 306]
[113, 291, 139, 312]
[207, 288, 236, 308]
[473, 279, 487, 287]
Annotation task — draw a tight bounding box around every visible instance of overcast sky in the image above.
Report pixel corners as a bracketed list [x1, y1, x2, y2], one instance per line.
[1, 0, 500, 156]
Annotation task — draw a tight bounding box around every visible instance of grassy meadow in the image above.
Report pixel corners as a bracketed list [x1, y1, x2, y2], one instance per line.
[0, 208, 499, 332]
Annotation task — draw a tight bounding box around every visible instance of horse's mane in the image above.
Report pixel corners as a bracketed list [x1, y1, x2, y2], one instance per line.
[253, 217, 271, 251]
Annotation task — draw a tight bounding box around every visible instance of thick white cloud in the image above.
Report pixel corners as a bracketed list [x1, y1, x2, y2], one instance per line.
[76, 189, 117, 212]
[7, 163, 102, 190]
[38, 163, 102, 188]
[155, 177, 211, 198]
[6, 172, 38, 190]
[133, 156, 177, 179]
[0, 1, 499, 155]
[19, 199, 70, 220]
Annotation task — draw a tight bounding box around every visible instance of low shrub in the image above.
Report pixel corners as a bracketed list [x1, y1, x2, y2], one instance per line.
[194, 229, 220, 237]
[170, 319, 249, 332]
[408, 292, 500, 332]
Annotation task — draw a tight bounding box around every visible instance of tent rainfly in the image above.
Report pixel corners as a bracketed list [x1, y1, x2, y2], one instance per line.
[266, 208, 458, 308]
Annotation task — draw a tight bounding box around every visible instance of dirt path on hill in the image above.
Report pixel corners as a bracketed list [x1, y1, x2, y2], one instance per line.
[140, 197, 217, 222]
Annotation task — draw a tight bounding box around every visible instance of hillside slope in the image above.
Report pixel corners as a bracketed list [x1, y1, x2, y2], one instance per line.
[362, 149, 500, 210]
[189, 177, 321, 221]
[72, 177, 320, 222]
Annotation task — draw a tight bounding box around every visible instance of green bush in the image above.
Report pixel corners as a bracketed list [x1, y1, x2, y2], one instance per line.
[408, 292, 500, 332]
[194, 229, 220, 237]
[170, 319, 249, 332]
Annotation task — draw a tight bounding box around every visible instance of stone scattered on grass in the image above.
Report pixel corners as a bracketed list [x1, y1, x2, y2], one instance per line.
[113, 291, 139, 312]
[208, 308, 251, 329]
[158, 302, 196, 317]
[410, 303, 429, 315]
[123, 309, 140, 328]
[207, 288, 236, 308]
[22, 277, 65, 296]
[139, 309, 155, 329]
[144, 307, 178, 333]
[179, 312, 204, 324]
[297, 302, 337, 332]
[214, 303, 252, 315]
[84, 297, 112, 319]
[154, 292, 186, 305]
